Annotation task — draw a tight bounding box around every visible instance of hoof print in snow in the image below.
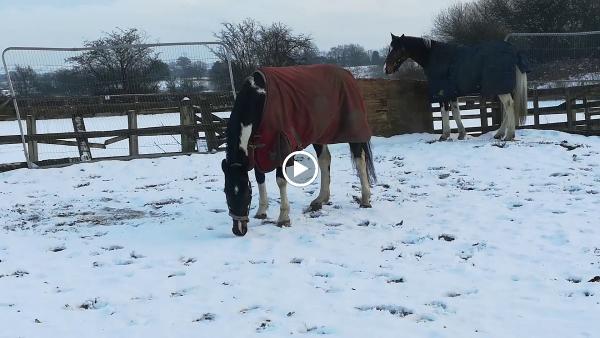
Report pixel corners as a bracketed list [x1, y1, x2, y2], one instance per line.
[302, 325, 332, 334]
[381, 244, 396, 252]
[50, 245, 66, 252]
[492, 142, 507, 148]
[114, 259, 133, 266]
[168, 271, 186, 278]
[0, 270, 29, 279]
[325, 222, 342, 227]
[438, 234, 455, 242]
[74, 182, 91, 188]
[566, 277, 581, 283]
[256, 319, 272, 332]
[170, 291, 186, 298]
[130, 251, 145, 259]
[209, 208, 226, 214]
[286, 311, 295, 317]
[193, 313, 216, 322]
[239, 305, 260, 314]
[357, 220, 370, 227]
[446, 292, 462, 298]
[588, 276, 600, 282]
[309, 210, 324, 218]
[550, 172, 571, 177]
[79, 298, 107, 310]
[387, 278, 405, 284]
[102, 245, 124, 251]
[314, 272, 332, 278]
[438, 173, 451, 179]
[356, 305, 413, 317]
[559, 141, 582, 151]
[180, 257, 197, 266]
[458, 251, 473, 261]
[144, 198, 182, 209]
[289, 258, 303, 264]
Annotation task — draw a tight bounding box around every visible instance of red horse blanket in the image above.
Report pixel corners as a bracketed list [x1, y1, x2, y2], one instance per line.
[251, 64, 371, 172]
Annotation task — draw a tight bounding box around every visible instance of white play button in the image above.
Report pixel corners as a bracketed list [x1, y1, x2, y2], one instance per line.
[293, 161, 309, 177]
[282, 150, 319, 187]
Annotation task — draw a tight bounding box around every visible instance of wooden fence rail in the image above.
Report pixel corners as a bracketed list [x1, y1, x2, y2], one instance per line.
[430, 83, 600, 136]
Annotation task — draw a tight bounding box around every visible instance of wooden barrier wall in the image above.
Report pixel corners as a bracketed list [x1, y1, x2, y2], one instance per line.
[357, 79, 433, 136]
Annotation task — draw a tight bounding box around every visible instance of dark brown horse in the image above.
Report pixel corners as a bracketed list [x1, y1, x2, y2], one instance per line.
[384, 34, 529, 141]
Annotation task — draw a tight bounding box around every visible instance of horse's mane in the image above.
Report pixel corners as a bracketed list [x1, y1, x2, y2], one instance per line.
[225, 73, 266, 165]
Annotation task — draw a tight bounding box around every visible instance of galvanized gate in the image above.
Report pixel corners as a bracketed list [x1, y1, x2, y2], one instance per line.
[1, 41, 236, 169]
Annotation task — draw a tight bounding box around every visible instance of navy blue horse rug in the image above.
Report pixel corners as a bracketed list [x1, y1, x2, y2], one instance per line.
[426, 41, 530, 101]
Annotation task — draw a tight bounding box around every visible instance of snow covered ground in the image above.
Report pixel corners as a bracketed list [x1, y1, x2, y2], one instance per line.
[1, 130, 600, 338]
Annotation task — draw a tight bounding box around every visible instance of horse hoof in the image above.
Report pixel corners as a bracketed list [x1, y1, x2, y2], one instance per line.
[439, 135, 450, 141]
[254, 213, 267, 219]
[458, 133, 466, 140]
[309, 202, 323, 211]
[360, 202, 372, 208]
[276, 220, 291, 227]
[493, 133, 504, 140]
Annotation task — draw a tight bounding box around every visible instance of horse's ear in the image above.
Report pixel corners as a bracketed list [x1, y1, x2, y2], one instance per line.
[401, 34, 405, 37]
[391, 33, 399, 40]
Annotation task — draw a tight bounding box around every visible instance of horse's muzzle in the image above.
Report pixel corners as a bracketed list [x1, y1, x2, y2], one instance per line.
[232, 219, 248, 236]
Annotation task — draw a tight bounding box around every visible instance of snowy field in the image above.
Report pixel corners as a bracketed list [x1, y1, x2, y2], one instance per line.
[1, 130, 600, 338]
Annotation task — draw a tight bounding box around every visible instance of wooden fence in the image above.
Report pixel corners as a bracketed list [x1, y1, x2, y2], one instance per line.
[430, 83, 600, 136]
[1, 80, 599, 172]
[0, 92, 233, 170]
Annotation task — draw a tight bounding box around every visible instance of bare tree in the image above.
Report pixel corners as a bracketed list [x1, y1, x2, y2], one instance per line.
[326, 44, 371, 67]
[10, 66, 40, 97]
[68, 28, 169, 94]
[432, 0, 600, 44]
[213, 18, 315, 86]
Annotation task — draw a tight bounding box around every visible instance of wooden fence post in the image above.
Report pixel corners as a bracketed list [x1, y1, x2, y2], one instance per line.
[565, 89, 574, 130]
[198, 104, 219, 152]
[180, 97, 196, 153]
[533, 88, 540, 126]
[72, 114, 92, 161]
[26, 114, 38, 162]
[127, 110, 139, 156]
[583, 96, 591, 131]
[479, 96, 488, 133]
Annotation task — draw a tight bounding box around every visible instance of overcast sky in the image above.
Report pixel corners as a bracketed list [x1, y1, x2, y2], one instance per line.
[0, 0, 455, 53]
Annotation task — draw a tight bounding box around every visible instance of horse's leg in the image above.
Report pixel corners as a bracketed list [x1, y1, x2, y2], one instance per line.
[254, 170, 268, 219]
[498, 94, 515, 140]
[440, 102, 451, 141]
[350, 143, 372, 208]
[494, 95, 508, 139]
[275, 167, 291, 226]
[309, 144, 331, 211]
[451, 100, 466, 140]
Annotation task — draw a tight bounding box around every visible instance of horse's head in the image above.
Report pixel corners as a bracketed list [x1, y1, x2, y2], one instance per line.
[384, 33, 410, 75]
[221, 159, 252, 236]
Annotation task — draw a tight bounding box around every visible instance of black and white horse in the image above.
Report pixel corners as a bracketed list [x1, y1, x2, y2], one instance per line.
[222, 72, 376, 237]
[384, 34, 529, 141]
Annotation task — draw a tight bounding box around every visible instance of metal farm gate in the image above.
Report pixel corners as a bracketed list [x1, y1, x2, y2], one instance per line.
[1, 42, 236, 170]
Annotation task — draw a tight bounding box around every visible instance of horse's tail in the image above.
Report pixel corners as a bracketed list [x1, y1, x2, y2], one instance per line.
[362, 141, 377, 185]
[513, 65, 528, 126]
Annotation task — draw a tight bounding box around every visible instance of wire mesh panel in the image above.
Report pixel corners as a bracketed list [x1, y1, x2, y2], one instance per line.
[506, 31, 600, 88]
[1, 42, 235, 166]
